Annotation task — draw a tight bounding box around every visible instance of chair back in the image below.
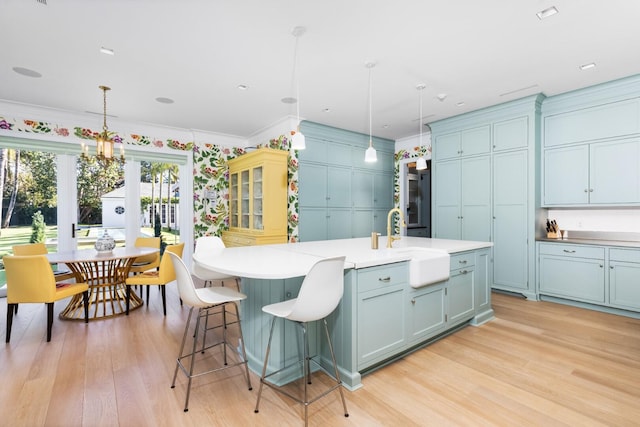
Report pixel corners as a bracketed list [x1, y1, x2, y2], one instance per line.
[286, 256, 346, 323]
[3, 255, 57, 303]
[133, 237, 161, 265]
[12, 243, 48, 256]
[168, 252, 205, 307]
[194, 236, 226, 253]
[157, 243, 185, 284]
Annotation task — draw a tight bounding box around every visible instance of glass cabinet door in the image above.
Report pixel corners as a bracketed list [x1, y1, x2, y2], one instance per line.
[230, 173, 239, 227]
[253, 166, 263, 230]
[241, 169, 250, 228]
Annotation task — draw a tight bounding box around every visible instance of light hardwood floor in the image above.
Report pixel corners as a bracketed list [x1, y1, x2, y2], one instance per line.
[2, 285, 640, 426]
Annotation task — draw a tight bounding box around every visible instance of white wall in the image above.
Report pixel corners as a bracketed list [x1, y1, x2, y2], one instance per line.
[548, 209, 640, 233]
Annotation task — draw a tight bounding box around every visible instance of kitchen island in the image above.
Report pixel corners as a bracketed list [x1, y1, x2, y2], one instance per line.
[194, 236, 493, 390]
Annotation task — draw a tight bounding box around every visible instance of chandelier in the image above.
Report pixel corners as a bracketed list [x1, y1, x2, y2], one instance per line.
[81, 85, 124, 165]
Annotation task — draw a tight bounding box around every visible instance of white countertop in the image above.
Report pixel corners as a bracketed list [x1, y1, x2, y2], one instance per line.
[193, 236, 492, 279]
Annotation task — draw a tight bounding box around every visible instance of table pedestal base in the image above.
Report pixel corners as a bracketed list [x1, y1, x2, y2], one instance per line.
[59, 284, 143, 321]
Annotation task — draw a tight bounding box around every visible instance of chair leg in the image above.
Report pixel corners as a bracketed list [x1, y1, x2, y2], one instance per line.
[184, 307, 203, 412]
[46, 302, 54, 342]
[323, 319, 349, 418]
[222, 304, 228, 365]
[161, 286, 167, 316]
[83, 291, 89, 323]
[171, 306, 199, 411]
[14, 304, 18, 314]
[302, 322, 309, 426]
[146, 286, 150, 305]
[125, 286, 131, 315]
[254, 316, 277, 414]
[6, 303, 15, 343]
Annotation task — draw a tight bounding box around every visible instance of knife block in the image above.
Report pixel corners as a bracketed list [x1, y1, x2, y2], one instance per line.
[547, 231, 558, 239]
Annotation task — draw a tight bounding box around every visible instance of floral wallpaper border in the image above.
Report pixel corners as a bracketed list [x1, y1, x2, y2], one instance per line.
[2, 114, 430, 242]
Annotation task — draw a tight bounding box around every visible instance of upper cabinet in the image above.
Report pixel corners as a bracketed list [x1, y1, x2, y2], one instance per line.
[222, 148, 288, 247]
[433, 125, 491, 160]
[541, 75, 640, 207]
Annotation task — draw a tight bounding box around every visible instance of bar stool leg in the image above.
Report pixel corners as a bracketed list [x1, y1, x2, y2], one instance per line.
[254, 316, 277, 413]
[234, 302, 253, 390]
[323, 319, 349, 418]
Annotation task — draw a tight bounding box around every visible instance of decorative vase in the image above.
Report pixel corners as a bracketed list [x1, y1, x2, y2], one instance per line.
[95, 230, 116, 253]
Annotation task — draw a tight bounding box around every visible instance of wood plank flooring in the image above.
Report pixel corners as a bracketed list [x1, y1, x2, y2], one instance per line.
[2, 286, 640, 426]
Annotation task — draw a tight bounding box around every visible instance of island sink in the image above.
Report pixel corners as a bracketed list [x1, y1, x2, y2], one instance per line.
[390, 247, 451, 288]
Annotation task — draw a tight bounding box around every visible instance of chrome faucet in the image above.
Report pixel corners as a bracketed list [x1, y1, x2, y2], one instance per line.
[386, 207, 407, 248]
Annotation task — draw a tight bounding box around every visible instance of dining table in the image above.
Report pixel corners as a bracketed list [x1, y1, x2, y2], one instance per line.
[47, 246, 158, 321]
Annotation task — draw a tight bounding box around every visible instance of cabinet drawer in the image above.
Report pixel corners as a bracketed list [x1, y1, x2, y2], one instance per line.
[357, 262, 408, 293]
[610, 248, 640, 263]
[538, 243, 604, 259]
[450, 252, 475, 270]
[221, 233, 255, 247]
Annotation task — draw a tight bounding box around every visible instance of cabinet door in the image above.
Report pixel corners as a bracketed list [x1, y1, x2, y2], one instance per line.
[461, 126, 491, 157]
[609, 261, 640, 311]
[327, 166, 352, 207]
[461, 156, 491, 242]
[358, 284, 406, 369]
[298, 163, 328, 207]
[590, 139, 640, 204]
[374, 172, 394, 209]
[447, 267, 475, 326]
[327, 209, 352, 239]
[298, 207, 327, 241]
[434, 159, 461, 239]
[493, 117, 528, 151]
[352, 170, 374, 208]
[352, 210, 373, 238]
[493, 150, 529, 290]
[543, 145, 589, 205]
[408, 284, 446, 343]
[539, 255, 605, 303]
[434, 132, 461, 160]
[474, 249, 492, 315]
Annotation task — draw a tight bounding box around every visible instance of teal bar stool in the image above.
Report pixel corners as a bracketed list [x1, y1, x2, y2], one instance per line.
[254, 256, 349, 426]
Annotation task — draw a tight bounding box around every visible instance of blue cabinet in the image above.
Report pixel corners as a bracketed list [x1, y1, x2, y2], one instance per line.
[609, 249, 640, 311]
[543, 138, 640, 206]
[433, 155, 491, 241]
[538, 243, 605, 304]
[298, 121, 394, 242]
[434, 125, 491, 160]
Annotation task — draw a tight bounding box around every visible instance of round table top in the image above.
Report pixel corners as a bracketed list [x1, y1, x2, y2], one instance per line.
[46, 247, 158, 264]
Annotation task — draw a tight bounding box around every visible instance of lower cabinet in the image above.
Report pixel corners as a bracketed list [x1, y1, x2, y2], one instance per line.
[537, 242, 640, 314]
[538, 243, 605, 303]
[357, 249, 491, 371]
[609, 248, 640, 311]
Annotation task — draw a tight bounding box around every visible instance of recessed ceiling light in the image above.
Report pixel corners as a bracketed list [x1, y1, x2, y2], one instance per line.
[156, 97, 174, 104]
[382, 124, 390, 129]
[579, 62, 596, 70]
[456, 101, 465, 107]
[12, 66, 42, 78]
[281, 97, 297, 104]
[322, 108, 331, 113]
[536, 6, 559, 20]
[237, 84, 248, 91]
[100, 47, 115, 55]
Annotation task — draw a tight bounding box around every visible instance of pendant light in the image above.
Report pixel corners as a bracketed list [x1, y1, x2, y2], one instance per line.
[416, 83, 428, 171]
[81, 85, 124, 165]
[364, 61, 377, 162]
[290, 26, 306, 150]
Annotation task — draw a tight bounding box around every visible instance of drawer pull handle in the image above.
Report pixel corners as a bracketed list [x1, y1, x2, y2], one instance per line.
[411, 298, 416, 305]
[563, 249, 576, 253]
[459, 260, 467, 264]
[379, 276, 391, 282]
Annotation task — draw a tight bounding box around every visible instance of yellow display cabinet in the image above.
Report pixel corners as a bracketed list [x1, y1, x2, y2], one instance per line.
[222, 148, 289, 247]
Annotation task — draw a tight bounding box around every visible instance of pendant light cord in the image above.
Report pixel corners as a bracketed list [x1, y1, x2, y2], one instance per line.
[368, 65, 372, 146]
[294, 34, 300, 123]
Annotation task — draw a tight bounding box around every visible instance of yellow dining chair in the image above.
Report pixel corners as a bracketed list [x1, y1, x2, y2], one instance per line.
[125, 243, 185, 316]
[12, 243, 75, 282]
[4, 255, 89, 343]
[128, 237, 161, 275]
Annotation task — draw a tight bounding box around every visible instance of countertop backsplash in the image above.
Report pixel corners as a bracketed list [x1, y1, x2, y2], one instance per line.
[548, 209, 640, 234]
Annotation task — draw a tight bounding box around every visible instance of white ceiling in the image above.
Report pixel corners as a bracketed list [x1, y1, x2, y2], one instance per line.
[2, 0, 640, 143]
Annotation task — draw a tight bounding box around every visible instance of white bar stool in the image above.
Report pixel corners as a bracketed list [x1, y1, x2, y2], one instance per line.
[254, 256, 349, 426]
[168, 252, 252, 412]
